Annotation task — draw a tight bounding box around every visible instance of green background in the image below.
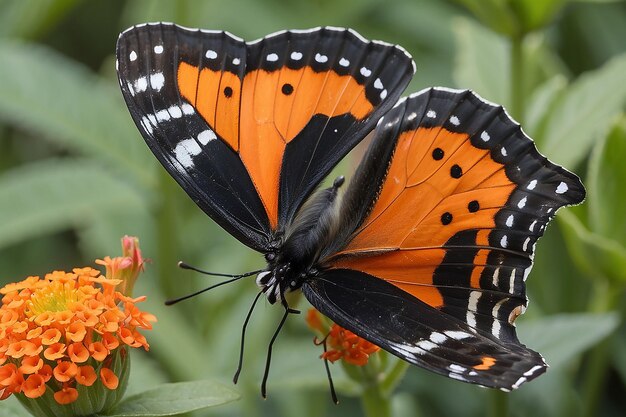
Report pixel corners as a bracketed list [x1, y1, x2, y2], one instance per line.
[0, 0, 625, 416]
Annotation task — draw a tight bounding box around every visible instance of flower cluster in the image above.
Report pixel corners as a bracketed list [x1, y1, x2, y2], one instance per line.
[306, 308, 380, 366]
[0, 238, 154, 408]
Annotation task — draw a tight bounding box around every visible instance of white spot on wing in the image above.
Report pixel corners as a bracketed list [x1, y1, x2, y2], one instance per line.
[374, 78, 383, 89]
[527, 179, 537, 190]
[267, 53, 278, 62]
[529, 220, 537, 232]
[524, 365, 544, 377]
[129, 50, 137, 61]
[467, 291, 481, 328]
[500, 235, 508, 248]
[155, 109, 170, 122]
[523, 267, 532, 281]
[360, 67, 371, 77]
[174, 138, 202, 168]
[506, 215, 514, 227]
[512, 376, 527, 389]
[154, 45, 164, 54]
[150, 72, 165, 91]
[290, 51, 302, 60]
[205, 50, 217, 59]
[492, 267, 500, 288]
[429, 332, 446, 344]
[169, 105, 182, 118]
[480, 131, 490, 142]
[501, 147, 507, 156]
[416, 340, 437, 351]
[449, 372, 468, 382]
[449, 364, 467, 373]
[407, 112, 417, 121]
[556, 181, 568, 194]
[380, 89, 387, 99]
[449, 115, 460, 126]
[523, 237, 531, 252]
[339, 57, 350, 67]
[315, 53, 328, 63]
[198, 130, 216, 145]
[517, 196, 527, 209]
[140, 117, 153, 134]
[444, 330, 472, 340]
[134, 76, 148, 92]
[509, 269, 516, 294]
[468, 291, 481, 312]
[426, 110, 436, 118]
[232, 57, 241, 65]
[181, 104, 195, 115]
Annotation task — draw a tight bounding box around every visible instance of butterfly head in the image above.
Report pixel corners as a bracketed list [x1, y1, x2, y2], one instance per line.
[255, 262, 309, 305]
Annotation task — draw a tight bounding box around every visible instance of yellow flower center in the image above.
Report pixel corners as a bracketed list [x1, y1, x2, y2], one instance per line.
[25, 281, 82, 317]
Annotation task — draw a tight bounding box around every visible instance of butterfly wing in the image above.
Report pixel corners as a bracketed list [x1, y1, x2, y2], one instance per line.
[303, 269, 547, 390]
[303, 87, 585, 389]
[116, 23, 414, 250]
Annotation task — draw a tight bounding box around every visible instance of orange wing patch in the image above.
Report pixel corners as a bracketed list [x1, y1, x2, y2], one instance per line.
[333, 127, 515, 307]
[177, 62, 242, 151]
[177, 62, 374, 228]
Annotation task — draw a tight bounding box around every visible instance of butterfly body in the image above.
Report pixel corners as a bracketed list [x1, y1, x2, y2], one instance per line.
[117, 23, 585, 392]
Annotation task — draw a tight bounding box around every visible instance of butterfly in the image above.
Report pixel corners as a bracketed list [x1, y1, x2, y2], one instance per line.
[116, 23, 585, 393]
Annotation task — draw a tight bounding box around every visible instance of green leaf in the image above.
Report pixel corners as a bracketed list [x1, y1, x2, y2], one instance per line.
[524, 75, 567, 140]
[510, 0, 569, 33]
[453, 18, 510, 106]
[518, 312, 620, 369]
[559, 209, 626, 283]
[450, 0, 518, 37]
[0, 397, 33, 417]
[0, 40, 155, 187]
[0, 0, 81, 39]
[587, 118, 626, 245]
[540, 53, 626, 167]
[0, 159, 146, 250]
[102, 381, 239, 417]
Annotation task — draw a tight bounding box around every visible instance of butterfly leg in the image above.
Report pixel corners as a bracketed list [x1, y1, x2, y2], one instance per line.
[320, 336, 339, 404]
[233, 291, 264, 384]
[261, 305, 300, 398]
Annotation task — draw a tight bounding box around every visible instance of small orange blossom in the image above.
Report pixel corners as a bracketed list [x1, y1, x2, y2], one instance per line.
[306, 308, 380, 366]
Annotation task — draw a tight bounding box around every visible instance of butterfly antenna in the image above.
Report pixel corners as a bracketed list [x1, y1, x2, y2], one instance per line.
[233, 290, 264, 384]
[321, 337, 339, 404]
[178, 261, 265, 278]
[261, 306, 299, 398]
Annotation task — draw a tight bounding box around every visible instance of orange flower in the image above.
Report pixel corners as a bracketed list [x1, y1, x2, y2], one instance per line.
[0, 238, 155, 411]
[306, 308, 380, 366]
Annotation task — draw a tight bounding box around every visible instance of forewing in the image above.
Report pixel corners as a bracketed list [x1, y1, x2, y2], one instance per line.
[117, 24, 415, 248]
[117, 23, 270, 250]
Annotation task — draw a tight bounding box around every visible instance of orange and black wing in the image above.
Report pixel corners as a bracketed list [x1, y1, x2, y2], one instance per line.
[116, 23, 414, 250]
[303, 88, 585, 390]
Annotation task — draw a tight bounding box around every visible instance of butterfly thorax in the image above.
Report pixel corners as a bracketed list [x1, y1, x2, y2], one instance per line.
[256, 176, 346, 305]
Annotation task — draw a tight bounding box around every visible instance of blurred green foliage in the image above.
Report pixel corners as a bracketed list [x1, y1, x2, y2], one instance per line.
[0, 0, 625, 416]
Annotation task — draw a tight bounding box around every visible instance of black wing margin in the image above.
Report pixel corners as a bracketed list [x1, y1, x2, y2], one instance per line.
[303, 269, 547, 390]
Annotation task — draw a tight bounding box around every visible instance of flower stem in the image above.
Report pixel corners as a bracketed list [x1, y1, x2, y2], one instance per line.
[581, 282, 623, 417]
[380, 359, 409, 396]
[361, 379, 390, 417]
[489, 389, 509, 417]
[156, 169, 180, 296]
